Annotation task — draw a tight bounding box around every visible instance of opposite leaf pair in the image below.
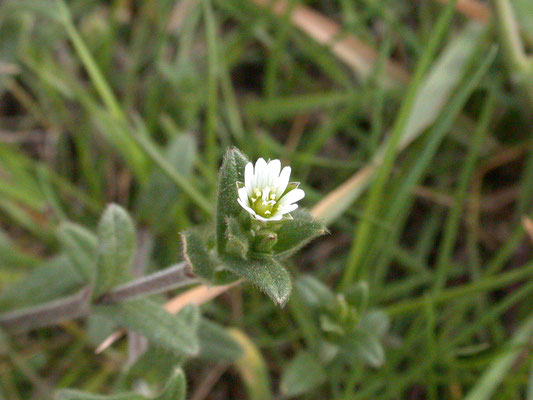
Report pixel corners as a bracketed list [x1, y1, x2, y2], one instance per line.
[182, 148, 326, 307]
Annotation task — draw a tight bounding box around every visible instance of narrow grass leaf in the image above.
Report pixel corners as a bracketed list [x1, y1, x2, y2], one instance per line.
[464, 314, 533, 400]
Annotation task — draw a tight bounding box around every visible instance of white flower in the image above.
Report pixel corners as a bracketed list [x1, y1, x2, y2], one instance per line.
[237, 158, 305, 222]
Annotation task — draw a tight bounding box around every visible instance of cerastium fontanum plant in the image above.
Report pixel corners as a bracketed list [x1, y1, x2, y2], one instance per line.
[0, 148, 328, 400]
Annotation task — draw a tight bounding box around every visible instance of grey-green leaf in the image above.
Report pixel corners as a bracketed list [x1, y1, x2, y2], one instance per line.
[98, 301, 199, 356]
[57, 222, 98, 282]
[280, 351, 326, 397]
[0, 256, 83, 312]
[221, 254, 291, 306]
[346, 329, 385, 368]
[216, 148, 249, 255]
[198, 318, 243, 361]
[155, 368, 186, 400]
[359, 310, 390, 339]
[95, 204, 136, 297]
[55, 390, 144, 400]
[273, 210, 326, 259]
[294, 275, 337, 310]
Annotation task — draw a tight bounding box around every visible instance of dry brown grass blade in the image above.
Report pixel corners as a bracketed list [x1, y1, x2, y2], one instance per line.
[251, 0, 409, 86]
[436, 0, 491, 24]
[165, 281, 242, 314]
[522, 216, 533, 244]
[310, 165, 374, 224]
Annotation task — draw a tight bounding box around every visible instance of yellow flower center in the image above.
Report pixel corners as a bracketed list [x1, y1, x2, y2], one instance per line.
[250, 186, 279, 218]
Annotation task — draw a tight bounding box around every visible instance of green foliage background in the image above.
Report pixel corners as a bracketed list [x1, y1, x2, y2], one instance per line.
[1, 0, 533, 398]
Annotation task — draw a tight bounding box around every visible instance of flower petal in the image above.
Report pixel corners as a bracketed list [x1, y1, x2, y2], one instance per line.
[252, 213, 269, 222]
[244, 162, 254, 196]
[238, 187, 249, 206]
[279, 203, 298, 215]
[238, 198, 257, 217]
[276, 166, 291, 197]
[267, 159, 281, 187]
[278, 188, 305, 206]
[254, 158, 267, 188]
[268, 213, 284, 221]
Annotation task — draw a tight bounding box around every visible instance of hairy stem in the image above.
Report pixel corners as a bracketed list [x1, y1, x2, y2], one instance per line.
[97, 263, 199, 304]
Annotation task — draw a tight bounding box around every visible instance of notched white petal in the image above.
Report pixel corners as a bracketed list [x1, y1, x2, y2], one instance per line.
[244, 162, 253, 195]
[238, 187, 249, 205]
[267, 159, 281, 186]
[280, 203, 298, 215]
[278, 188, 305, 206]
[277, 166, 291, 196]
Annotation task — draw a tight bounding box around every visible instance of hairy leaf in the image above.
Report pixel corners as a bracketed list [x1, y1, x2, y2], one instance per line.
[198, 318, 243, 361]
[221, 254, 291, 306]
[95, 204, 136, 296]
[216, 148, 249, 255]
[98, 300, 199, 356]
[0, 256, 83, 312]
[273, 210, 326, 259]
[155, 367, 186, 400]
[280, 351, 326, 397]
[57, 222, 97, 283]
[55, 390, 144, 400]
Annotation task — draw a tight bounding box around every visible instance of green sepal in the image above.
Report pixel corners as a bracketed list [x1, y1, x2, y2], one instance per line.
[57, 222, 97, 283]
[94, 204, 136, 297]
[225, 217, 250, 259]
[252, 229, 277, 255]
[181, 229, 217, 281]
[220, 253, 291, 307]
[273, 209, 326, 259]
[216, 148, 249, 256]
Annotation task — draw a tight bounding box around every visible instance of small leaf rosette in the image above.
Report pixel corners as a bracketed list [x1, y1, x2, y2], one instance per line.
[182, 148, 326, 306]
